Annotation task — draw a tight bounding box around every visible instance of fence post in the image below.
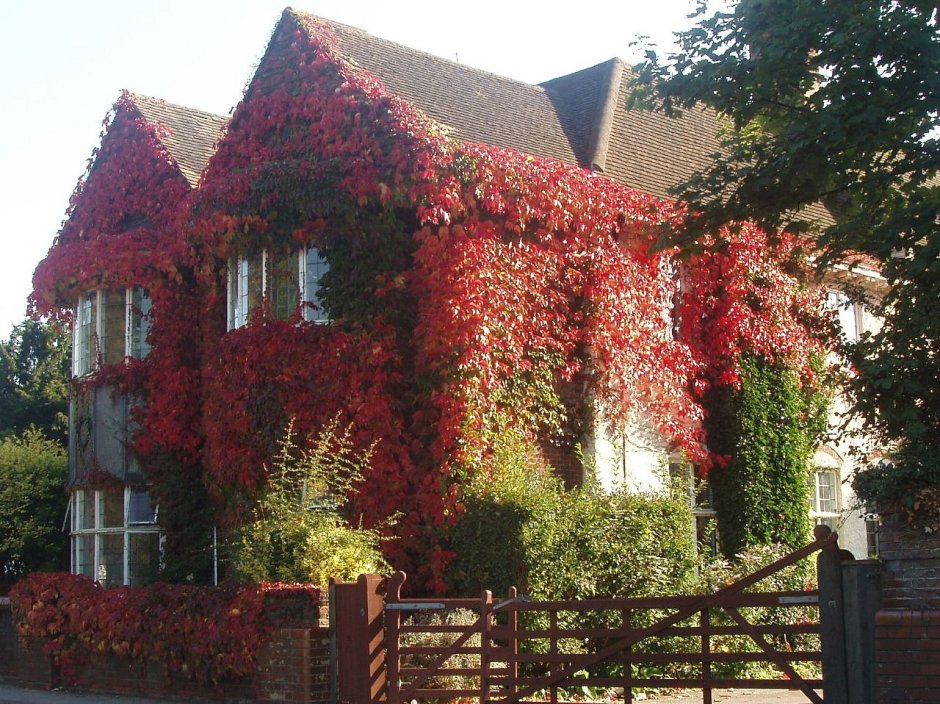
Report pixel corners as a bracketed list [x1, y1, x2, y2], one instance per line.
[816, 525, 848, 704]
[480, 590, 493, 701]
[332, 573, 387, 704]
[841, 559, 881, 704]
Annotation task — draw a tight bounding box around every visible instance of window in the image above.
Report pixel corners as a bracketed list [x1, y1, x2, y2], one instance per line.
[126, 287, 152, 358]
[810, 469, 841, 530]
[73, 291, 98, 376]
[301, 247, 329, 323]
[74, 287, 153, 372]
[227, 248, 329, 329]
[865, 514, 880, 558]
[669, 459, 717, 555]
[70, 487, 161, 587]
[825, 290, 862, 342]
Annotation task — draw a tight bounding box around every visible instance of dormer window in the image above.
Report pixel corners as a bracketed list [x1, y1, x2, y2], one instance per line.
[227, 247, 329, 329]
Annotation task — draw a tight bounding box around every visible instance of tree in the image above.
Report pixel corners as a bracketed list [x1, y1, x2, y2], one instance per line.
[0, 318, 70, 443]
[632, 0, 940, 520]
[0, 430, 68, 584]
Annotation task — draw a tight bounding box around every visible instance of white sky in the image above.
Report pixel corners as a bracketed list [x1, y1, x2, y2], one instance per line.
[0, 0, 699, 341]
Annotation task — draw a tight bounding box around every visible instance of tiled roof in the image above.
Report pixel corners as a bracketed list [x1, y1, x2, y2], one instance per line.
[322, 17, 581, 166]
[296, 11, 727, 201]
[129, 93, 228, 188]
[284, 11, 836, 228]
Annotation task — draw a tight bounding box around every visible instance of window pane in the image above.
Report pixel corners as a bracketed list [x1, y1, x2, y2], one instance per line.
[98, 534, 124, 588]
[813, 470, 839, 515]
[128, 287, 152, 358]
[127, 489, 157, 524]
[128, 533, 161, 586]
[99, 488, 123, 529]
[303, 248, 329, 322]
[102, 289, 126, 366]
[248, 253, 263, 321]
[75, 534, 95, 577]
[77, 490, 94, 530]
[74, 292, 96, 376]
[268, 252, 300, 320]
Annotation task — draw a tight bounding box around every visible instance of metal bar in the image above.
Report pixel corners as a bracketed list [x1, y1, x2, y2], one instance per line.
[385, 602, 447, 611]
[778, 595, 820, 604]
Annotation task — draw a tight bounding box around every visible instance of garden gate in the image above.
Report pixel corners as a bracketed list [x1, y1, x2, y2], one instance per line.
[332, 526, 880, 704]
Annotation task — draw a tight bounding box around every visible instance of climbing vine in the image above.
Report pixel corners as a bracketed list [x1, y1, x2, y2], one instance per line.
[31, 9, 830, 592]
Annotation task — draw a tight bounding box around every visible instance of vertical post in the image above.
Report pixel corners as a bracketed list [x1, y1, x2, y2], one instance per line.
[841, 559, 881, 704]
[480, 590, 493, 702]
[333, 573, 389, 704]
[506, 587, 519, 702]
[701, 608, 711, 704]
[549, 610, 559, 704]
[816, 525, 848, 704]
[385, 572, 406, 704]
[623, 608, 633, 704]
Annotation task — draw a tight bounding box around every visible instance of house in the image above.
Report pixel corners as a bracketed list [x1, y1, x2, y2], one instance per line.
[32, 9, 874, 590]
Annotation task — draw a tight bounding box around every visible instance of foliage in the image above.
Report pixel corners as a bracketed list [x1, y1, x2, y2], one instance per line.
[227, 422, 388, 585]
[9, 571, 318, 686]
[0, 318, 70, 444]
[447, 429, 698, 599]
[632, 0, 940, 518]
[705, 354, 828, 557]
[31, 10, 828, 590]
[0, 430, 68, 583]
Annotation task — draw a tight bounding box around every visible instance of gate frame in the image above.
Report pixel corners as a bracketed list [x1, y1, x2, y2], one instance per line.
[333, 525, 880, 704]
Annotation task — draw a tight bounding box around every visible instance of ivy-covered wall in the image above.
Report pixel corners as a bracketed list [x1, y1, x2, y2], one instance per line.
[31, 10, 831, 592]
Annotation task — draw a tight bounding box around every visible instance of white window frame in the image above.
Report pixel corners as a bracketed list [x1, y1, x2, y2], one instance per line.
[73, 291, 99, 377]
[227, 248, 329, 329]
[810, 468, 841, 530]
[300, 246, 329, 324]
[825, 290, 863, 342]
[70, 487, 162, 587]
[125, 286, 152, 359]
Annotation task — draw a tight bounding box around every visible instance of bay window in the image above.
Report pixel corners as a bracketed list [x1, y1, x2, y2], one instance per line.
[73, 287, 152, 375]
[70, 487, 161, 587]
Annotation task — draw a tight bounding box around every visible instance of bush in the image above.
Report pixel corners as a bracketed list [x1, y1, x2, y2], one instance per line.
[0, 430, 68, 584]
[447, 429, 698, 600]
[228, 421, 388, 584]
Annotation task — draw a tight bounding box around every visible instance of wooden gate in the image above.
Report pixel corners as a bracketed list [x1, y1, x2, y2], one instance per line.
[337, 526, 872, 704]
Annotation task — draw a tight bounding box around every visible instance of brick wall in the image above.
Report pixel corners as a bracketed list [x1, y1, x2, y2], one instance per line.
[5, 590, 333, 703]
[875, 610, 940, 704]
[874, 517, 940, 703]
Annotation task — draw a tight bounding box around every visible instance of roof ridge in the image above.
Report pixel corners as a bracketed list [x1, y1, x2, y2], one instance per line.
[125, 92, 228, 122]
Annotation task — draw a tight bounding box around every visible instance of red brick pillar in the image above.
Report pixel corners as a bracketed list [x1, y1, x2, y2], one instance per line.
[874, 516, 940, 703]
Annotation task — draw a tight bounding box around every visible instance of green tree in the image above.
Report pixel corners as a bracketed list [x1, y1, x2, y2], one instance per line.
[0, 318, 70, 443]
[0, 430, 68, 584]
[632, 0, 940, 517]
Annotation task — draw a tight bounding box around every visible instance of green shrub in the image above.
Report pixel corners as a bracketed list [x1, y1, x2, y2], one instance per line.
[228, 421, 388, 584]
[447, 429, 698, 599]
[705, 353, 828, 557]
